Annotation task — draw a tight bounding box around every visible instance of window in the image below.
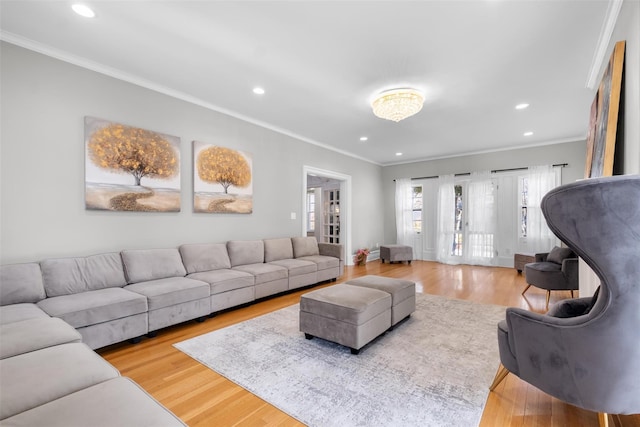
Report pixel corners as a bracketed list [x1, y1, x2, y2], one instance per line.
[520, 177, 528, 237]
[452, 184, 463, 256]
[412, 186, 423, 234]
[306, 189, 315, 232]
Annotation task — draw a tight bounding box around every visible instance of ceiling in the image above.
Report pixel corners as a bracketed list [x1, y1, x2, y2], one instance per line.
[0, 1, 611, 165]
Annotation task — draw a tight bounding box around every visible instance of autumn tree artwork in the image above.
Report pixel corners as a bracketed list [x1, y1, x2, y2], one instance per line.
[193, 141, 253, 214]
[85, 117, 181, 212]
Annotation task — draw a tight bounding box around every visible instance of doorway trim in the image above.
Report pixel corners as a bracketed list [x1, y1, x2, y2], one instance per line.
[302, 166, 352, 266]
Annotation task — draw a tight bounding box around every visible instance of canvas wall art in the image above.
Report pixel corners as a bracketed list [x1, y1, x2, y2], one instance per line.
[584, 40, 625, 178]
[85, 117, 181, 212]
[193, 141, 253, 214]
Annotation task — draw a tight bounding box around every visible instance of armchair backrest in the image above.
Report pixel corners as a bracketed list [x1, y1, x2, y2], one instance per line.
[539, 175, 640, 413]
[542, 175, 640, 315]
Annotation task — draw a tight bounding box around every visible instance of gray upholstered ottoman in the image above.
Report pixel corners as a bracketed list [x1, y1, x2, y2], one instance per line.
[380, 244, 413, 264]
[299, 285, 391, 354]
[345, 275, 416, 326]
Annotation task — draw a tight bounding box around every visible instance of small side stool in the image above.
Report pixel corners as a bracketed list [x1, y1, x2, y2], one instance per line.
[514, 253, 535, 274]
[380, 244, 413, 264]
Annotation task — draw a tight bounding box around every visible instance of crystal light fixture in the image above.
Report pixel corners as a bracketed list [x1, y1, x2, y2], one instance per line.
[371, 88, 424, 122]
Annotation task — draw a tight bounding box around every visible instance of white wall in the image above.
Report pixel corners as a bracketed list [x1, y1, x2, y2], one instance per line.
[0, 42, 384, 264]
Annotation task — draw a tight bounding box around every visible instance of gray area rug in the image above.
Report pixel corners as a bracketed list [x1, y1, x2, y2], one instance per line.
[174, 293, 506, 427]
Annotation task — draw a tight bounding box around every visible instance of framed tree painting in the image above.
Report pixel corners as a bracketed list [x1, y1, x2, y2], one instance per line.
[85, 117, 181, 212]
[585, 40, 625, 178]
[193, 141, 253, 213]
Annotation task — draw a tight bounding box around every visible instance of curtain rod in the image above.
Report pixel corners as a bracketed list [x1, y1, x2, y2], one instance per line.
[394, 163, 568, 181]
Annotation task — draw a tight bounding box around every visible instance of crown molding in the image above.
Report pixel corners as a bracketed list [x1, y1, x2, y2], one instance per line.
[585, 0, 624, 90]
[383, 136, 586, 167]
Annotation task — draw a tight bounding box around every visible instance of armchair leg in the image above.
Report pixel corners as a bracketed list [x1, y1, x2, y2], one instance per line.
[521, 284, 531, 295]
[598, 413, 609, 427]
[571, 290, 575, 298]
[489, 364, 510, 391]
[545, 290, 551, 310]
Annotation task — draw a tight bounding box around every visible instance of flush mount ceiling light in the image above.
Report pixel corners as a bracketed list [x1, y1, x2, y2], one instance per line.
[71, 4, 95, 18]
[371, 88, 424, 122]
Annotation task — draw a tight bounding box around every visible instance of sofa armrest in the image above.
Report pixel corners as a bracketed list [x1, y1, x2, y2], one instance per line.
[534, 252, 549, 262]
[318, 243, 343, 260]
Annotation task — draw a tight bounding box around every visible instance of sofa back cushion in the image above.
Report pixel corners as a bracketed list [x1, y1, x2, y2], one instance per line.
[0, 263, 46, 305]
[121, 248, 187, 283]
[292, 237, 320, 258]
[40, 253, 127, 298]
[179, 243, 231, 274]
[264, 238, 294, 263]
[227, 240, 264, 267]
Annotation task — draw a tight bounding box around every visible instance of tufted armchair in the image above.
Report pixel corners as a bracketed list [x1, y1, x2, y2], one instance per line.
[489, 175, 640, 426]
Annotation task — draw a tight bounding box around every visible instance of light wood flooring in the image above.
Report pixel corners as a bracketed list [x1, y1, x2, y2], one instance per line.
[98, 260, 640, 426]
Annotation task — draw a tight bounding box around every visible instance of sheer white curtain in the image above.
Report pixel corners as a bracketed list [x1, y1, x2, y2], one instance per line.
[464, 171, 497, 265]
[395, 178, 413, 246]
[527, 165, 560, 252]
[436, 174, 456, 264]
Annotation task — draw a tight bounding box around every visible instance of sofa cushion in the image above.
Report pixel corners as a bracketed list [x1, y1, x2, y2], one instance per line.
[0, 303, 49, 325]
[0, 377, 187, 427]
[227, 240, 264, 267]
[292, 237, 320, 258]
[233, 263, 287, 285]
[264, 238, 294, 263]
[187, 269, 254, 294]
[179, 243, 231, 274]
[124, 277, 209, 311]
[546, 246, 575, 265]
[268, 258, 317, 276]
[121, 248, 187, 283]
[40, 253, 126, 298]
[0, 342, 119, 420]
[37, 288, 148, 329]
[297, 255, 340, 270]
[0, 317, 82, 359]
[0, 263, 46, 306]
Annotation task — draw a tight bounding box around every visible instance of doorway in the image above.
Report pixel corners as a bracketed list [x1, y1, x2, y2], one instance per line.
[302, 166, 352, 265]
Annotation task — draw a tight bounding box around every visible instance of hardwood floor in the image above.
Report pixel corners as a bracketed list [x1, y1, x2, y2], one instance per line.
[98, 261, 640, 426]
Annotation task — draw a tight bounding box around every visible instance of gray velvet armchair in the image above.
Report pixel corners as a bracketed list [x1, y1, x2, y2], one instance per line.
[490, 175, 640, 426]
[523, 246, 579, 310]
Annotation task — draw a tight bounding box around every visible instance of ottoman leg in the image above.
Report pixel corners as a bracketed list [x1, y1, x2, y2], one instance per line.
[305, 333, 314, 340]
[350, 348, 360, 355]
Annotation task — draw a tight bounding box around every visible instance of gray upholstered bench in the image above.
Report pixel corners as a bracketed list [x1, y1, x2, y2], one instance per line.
[345, 275, 416, 326]
[299, 285, 391, 354]
[380, 244, 413, 264]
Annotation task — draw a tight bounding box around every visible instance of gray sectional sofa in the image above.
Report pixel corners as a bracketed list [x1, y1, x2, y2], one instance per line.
[0, 236, 342, 425]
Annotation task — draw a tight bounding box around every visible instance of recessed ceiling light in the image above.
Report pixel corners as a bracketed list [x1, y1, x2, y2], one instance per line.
[395, 152, 403, 156]
[252, 87, 265, 95]
[359, 136, 368, 141]
[524, 131, 534, 136]
[515, 103, 530, 110]
[72, 4, 95, 18]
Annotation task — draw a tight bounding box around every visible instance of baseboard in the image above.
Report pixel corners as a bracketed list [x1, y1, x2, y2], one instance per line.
[367, 250, 380, 261]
